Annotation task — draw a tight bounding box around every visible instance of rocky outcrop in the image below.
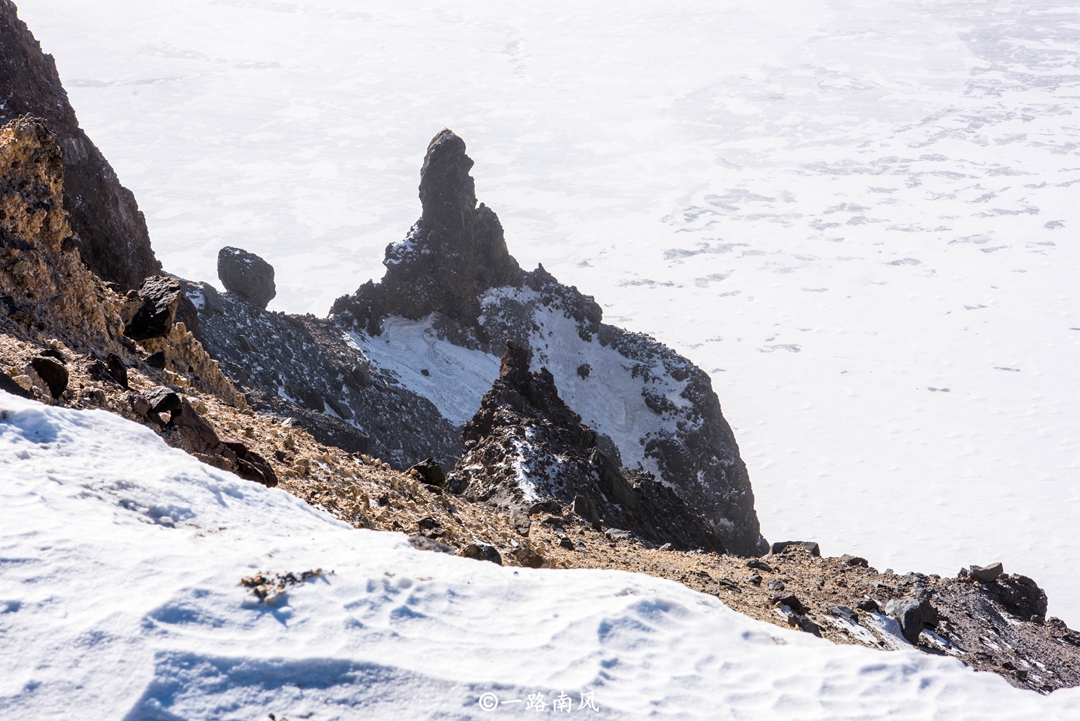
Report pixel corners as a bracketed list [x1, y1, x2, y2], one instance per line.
[331, 129, 767, 555]
[217, 246, 276, 309]
[450, 341, 723, 552]
[0, 116, 243, 408]
[193, 286, 460, 465]
[332, 129, 524, 341]
[0, 0, 160, 289]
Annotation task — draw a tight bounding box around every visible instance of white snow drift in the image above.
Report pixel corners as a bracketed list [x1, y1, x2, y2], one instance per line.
[2, 390, 1079, 719]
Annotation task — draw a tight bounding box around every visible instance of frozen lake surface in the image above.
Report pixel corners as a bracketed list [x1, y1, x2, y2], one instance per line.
[15, 0, 1079, 621]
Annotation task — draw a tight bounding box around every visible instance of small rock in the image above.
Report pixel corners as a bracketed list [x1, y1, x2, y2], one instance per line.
[970, 562, 1004, 583]
[0, 370, 33, 399]
[829, 605, 859, 624]
[747, 559, 773, 572]
[771, 540, 821, 557]
[572, 494, 602, 528]
[146, 351, 166, 369]
[124, 276, 182, 341]
[460, 543, 503, 565]
[718, 577, 740, 592]
[605, 528, 633, 541]
[856, 598, 880, 613]
[559, 536, 574, 550]
[408, 536, 455, 554]
[105, 354, 129, 388]
[771, 592, 807, 614]
[885, 597, 939, 645]
[840, 554, 869, 567]
[30, 356, 68, 399]
[420, 369, 430, 377]
[511, 543, 545, 569]
[576, 363, 591, 379]
[417, 516, 443, 537]
[795, 615, 823, 637]
[746, 573, 762, 585]
[218, 246, 276, 309]
[220, 438, 278, 487]
[511, 511, 532, 536]
[658, 543, 672, 551]
[768, 580, 786, 591]
[528, 499, 561, 516]
[407, 458, 446, 488]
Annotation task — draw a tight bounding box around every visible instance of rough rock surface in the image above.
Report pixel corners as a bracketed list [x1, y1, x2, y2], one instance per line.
[194, 290, 459, 466]
[449, 341, 723, 552]
[217, 246, 276, 309]
[0, 116, 243, 410]
[124, 276, 183, 341]
[0, 0, 160, 289]
[331, 129, 766, 555]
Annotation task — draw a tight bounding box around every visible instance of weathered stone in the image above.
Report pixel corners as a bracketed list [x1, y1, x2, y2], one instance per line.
[885, 597, 939, 645]
[417, 516, 443, 537]
[510, 543, 544, 569]
[840, 554, 869, 567]
[971, 562, 1004, 583]
[576, 363, 591, 379]
[217, 246, 276, 309]
[771, 592, 807, 614]
[124, 276, 182, 341]
[220, 438, 278, 487]
[768, 580, 786, 591]
[0, 0, 161, 289]
[771, 540, 821, 557]
[747, 559, 773, 573]
[829, 605, 859, 624]
[145, 351, 166, 369]
[29, 356, 66, 398]
[0, 370, 33, 399]
[407, 535, 455, 554]
[105, 353, 128, 388]
[572, 494, 602, 528]
[407, 458, 446, 488]
[144, 386, 182, 417]
[459, 543, 502, 565]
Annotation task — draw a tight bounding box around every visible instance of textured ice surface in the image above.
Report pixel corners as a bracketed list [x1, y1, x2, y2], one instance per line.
[14, 0, 1080, 622]
[3, 390, 1080, 719]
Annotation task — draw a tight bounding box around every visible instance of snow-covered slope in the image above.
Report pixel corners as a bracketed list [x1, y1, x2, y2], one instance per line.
[12, 0, 1078, 621]
[2, 389, 1079, 719]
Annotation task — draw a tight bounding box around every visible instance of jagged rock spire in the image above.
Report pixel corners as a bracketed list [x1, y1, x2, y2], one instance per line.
[332, 129, 523, 340]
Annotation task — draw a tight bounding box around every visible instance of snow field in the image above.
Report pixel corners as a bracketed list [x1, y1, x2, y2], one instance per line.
[3, 391, 1080, 718]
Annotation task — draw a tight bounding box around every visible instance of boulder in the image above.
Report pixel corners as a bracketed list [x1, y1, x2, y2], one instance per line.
[459, 543, 502, 565]
[105, 354, 128, 389]
[220, 438, 278, 488]
[970, 562, 1004, 583]
[124, 276, 182, 341]
[29, 356, 67, 398]
[217, 246, 276, 309]
[0, 370, 33, 399]
[885, 597, 939, 645]
[407, 458, 446, 488]
[771, 540, 821, 557]
[771, 592, 807, 614]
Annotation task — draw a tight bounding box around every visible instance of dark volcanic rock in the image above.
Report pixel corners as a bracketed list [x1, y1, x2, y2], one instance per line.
[332, 129, 523, 339]
[0, 369, 32, 398]
[331, 130, 766, 555]
[885, 596, 939, 645]
[772, 541, 821, 557]
[29, 355, 66, 398]
[970, 562, 1004, 583]
[407, 457, 446, 488]
[124, 276, 182, 341]
[0, 0, 160, 289]
[460, 543, 503, 565]
[449, 341, 723, 553]
[221, 438, 278, 488]
[217, 247, 276, 309]
[195, 291, 452, 468]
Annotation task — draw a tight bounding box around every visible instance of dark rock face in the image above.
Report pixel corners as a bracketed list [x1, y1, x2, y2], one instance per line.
[194, 291, 458, 467]
[29, 355, 67, 398]
[330, 130, 767, 556]
[449, 341, 723, 552]
[124, 276, 182, 341]
[885, 596, 939, 645]
[217, 247, 276, 309]
[407, 458, 446, 488]
[331, 129, 524, 339]
[0, 0, 160, 289]
[772, 541, 821, 557]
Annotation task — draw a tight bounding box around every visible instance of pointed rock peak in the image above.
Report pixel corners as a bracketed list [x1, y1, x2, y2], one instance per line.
[498, 340, 531, 388]
[419, 129, 476, 224]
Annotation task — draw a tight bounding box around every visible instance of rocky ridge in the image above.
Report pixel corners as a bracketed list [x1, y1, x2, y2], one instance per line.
[0, 0, 160, 289]
[1, 15, 1078, 693]
[331, 129, 766, 555]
